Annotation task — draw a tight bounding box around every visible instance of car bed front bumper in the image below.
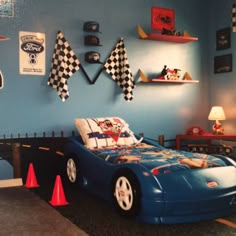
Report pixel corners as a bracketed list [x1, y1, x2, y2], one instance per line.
[138, 191, 236, 224]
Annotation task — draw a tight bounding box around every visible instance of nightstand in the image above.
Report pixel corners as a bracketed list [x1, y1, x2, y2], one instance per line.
[176, 133, 236, 151]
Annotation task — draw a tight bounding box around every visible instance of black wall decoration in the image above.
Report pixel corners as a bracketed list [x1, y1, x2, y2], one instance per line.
[214, 54, 232, 73]
[216, 27, 231, 50]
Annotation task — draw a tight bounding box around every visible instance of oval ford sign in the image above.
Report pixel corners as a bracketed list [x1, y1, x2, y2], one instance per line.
[21, 42, 44, 54]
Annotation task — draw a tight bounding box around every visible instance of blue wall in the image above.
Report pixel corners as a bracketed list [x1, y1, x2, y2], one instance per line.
[0, 0, 210, 139]
[208, 0, 236, 134]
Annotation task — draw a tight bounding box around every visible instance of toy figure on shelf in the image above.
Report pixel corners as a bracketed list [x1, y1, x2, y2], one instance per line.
[161, 65, 168, 76]
[158, 65, 181, 80]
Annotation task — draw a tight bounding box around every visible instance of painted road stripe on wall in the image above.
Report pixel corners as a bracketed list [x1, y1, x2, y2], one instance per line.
[215, 218, 236, 228]
[38, 146, 50, 151]
[55, 151, 64, 156]
[22, 144, 31, 148]
[21, 143, 64, 156]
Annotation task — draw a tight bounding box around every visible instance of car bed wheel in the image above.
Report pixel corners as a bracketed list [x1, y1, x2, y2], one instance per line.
[66, 157, 78, 184]
[112, 171, 141, 217]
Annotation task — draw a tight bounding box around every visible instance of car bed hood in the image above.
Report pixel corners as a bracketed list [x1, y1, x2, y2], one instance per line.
[154, 166, 236, 200]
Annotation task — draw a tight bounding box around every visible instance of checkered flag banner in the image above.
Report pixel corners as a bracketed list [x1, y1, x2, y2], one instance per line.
[232, 4, 236, 32]
[48, 31, 80, 101]
[104, 38, 135, 101]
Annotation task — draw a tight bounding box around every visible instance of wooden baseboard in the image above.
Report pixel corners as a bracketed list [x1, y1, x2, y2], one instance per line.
[0, 178, 23, 188]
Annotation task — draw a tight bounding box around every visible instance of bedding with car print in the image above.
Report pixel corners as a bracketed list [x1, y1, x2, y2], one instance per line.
[90, 142, 227, 175]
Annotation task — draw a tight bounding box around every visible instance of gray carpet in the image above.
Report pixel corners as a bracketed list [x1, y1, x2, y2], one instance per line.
[0, 187, 88, 236]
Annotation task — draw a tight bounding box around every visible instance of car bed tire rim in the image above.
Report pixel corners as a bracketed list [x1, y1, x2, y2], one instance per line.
[114, 176, 133, 211]
[67, 158, 77, 183]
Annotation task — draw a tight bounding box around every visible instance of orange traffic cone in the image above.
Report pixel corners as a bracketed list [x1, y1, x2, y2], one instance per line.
[24, 163, 40, 188]
[49, 175, 69, 206]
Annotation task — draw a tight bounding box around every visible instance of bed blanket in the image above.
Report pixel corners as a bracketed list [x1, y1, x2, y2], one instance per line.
[91, 143, 227, 174]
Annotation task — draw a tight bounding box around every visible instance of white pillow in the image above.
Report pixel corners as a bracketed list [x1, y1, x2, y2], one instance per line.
[74, 117, 139, 148]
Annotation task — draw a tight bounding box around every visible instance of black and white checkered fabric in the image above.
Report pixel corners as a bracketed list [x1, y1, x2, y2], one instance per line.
[104, 38, 135, 101]
[48, 31, 80, 101]
[232, 4, 236, 32]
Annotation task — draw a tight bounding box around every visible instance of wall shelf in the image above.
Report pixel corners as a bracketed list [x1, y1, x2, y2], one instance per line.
[137, 25, 198, 43]
[139, 70, 199, 84]
[0, 35, 9, 41]
[140, 79, 199, 84]
[141, 33, 198, 43]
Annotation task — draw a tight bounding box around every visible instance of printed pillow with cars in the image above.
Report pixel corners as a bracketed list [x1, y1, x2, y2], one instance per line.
[74, 117, 139, 148]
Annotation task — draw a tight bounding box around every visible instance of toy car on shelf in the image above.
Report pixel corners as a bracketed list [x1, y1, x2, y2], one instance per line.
[158, 65, 181, 80]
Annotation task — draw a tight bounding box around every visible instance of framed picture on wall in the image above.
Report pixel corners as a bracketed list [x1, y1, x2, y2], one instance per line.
[214, 54, 232, 73]
[0, 0, 14, 17]
[216, 27, 231, 50]
[151, 7, 175, 31]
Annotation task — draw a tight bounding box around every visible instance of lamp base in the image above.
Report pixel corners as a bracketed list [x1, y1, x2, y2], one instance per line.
[212, 120, 224, 135]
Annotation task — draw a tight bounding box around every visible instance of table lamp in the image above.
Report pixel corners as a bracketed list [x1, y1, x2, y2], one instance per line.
[208, 106, 226, 134]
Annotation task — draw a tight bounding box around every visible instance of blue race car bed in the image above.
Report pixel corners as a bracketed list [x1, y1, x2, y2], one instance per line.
[63, 117, 236, 224]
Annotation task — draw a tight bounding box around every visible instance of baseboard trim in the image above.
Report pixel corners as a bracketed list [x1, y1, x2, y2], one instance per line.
[0, 178, 23, 188]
